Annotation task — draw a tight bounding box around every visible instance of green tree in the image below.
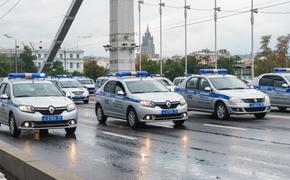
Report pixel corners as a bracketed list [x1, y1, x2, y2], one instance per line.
[72, 71, 83, 76]
[218, 56, 240, 74]
[20, 46, 37, 72]
[84, 61, 107, 81]
[47, 61, 68, 76]
[0, 54, 12, 76]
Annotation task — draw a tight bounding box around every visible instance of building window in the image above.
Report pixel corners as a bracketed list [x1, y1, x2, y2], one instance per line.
[76, 54, 80, 59]
[70, 62, 73, 68]
[44, 54, 47, 58]
[59, 54, 63, 59]
[77, 62, 80, 68]
[70, 54, 73, 59]
[38, 54, 41, 59]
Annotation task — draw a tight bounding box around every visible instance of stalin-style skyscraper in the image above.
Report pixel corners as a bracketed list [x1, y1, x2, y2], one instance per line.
[109, 0, 136, 72]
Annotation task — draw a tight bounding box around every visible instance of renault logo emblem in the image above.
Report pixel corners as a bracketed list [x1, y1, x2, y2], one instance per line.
[166, 101, 171, 108]
[48, 106, 55, 114]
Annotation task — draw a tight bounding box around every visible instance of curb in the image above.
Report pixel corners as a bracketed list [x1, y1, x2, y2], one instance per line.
[0, 140, 81, 180]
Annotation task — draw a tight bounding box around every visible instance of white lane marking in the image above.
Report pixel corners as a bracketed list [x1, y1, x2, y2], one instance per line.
[203, 123, 247, 131]
[267, 115, 290, 120]
[101, 131, 138, 140]
[149, 122, 173, 129]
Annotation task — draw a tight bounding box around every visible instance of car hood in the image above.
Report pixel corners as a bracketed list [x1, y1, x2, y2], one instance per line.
[82, 84, 95, 88]
[131, 92, 184, 102]
[62, 88, 85, 93]
[14, 96, 73, 107]
[218, 89, 266, 99]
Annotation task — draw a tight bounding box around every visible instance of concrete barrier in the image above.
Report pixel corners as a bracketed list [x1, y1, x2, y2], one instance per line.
[0, 140, 81, 180]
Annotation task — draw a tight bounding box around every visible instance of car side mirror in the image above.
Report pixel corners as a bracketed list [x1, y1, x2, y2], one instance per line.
[282, 84, 289, 88]
[0, 94, 9, 99]
[116, 91, 125, 96]
[204, 87, 212, 91]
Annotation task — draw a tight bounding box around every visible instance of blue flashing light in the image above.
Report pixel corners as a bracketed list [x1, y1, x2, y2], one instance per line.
[273, 68, 290, 73]
[8, 73, 47, 79]
[55, 75, 73, 78]
[114, 71, 149, 77]
[199, 69, 228, 75]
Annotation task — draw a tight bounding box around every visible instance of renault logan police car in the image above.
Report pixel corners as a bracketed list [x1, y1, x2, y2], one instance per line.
[251, 68, 290, 111]
[75, 77, 95, 94]
[95, 72, 188, 128]
[50, 75, 90, 104]
[0, 73, 77, 137]
[176, 69, 271, 120]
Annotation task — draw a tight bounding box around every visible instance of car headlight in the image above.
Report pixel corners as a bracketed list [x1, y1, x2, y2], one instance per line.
[66, 92, 73, 97]
[140, 100, 155, 108]
[84, 89, 89, 96]
[229, 97, 243, 105]
[67, 103, 76, 112]
[19, 105, 35, 113]
[264, 95, 270, 104]
[180, 98, 187, 106]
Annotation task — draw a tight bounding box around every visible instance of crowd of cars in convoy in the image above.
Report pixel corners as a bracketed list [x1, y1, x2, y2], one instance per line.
[0, 68, 289, 136]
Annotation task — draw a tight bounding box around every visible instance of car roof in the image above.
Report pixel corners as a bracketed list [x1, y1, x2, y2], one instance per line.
[7, 79, 52, 84]
[260, 73, 290, 76]
[52, 78, 78, 82]
[188, 74, 236, 78]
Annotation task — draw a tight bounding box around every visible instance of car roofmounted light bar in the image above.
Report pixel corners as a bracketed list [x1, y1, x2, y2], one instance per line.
[8, 73, 47, 79]
[273, 68, 290, 73]
[54, 75, 73, 78]
[115, 71, 149, 77]
[199, 69, 228, 75]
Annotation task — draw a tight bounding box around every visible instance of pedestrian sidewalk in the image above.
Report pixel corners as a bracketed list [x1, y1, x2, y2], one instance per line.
[0, 172, 6, 180]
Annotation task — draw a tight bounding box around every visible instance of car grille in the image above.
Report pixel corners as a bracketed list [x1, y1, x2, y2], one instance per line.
[32, 120, 70, 128]
[154, 114, 183, 120]
[35, 107, 67, 115]
[242, 98, 265, 103]
[73, 91, 84, 95]
[87, 88, 95, 91]
[155, 101, 180, 109]
[244, 107, 266, 112]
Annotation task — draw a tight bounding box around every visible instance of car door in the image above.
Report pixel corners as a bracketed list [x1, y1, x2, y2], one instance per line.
[258, 75, 275, 102]
[1, 84, 11, 123]
[184, 77, 199, 109]
[272, 76, 289, 106]
[0, 83, 7, 122]
[111, 81, 126, 118]
[196, 78, 214, 111]
[102, 81, 116, 116]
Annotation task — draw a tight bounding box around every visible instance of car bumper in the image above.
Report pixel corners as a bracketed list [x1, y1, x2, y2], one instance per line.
[13, 109, 78, 130]
[71, 95, 89, 101]
[136, 105, 188, 122]
[226, 103, 271, 115]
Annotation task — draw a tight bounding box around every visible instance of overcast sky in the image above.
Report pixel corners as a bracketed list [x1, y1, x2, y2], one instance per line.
[0, 0, 289, 57]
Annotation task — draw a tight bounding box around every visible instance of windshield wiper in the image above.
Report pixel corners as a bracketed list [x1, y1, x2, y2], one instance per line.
[232, 87, 248, 90]
[16, 95, 33, 97]
[132, 91, 145, 94]
[218, 88, 233, 90]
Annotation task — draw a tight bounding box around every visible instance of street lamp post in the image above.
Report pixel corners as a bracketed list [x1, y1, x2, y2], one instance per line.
[138, 0, 144, 71]
[159, 0, 165, 75]
[184, 0, 190, 75]
[4, 34, 18, 73]
[251, 0, 258, 80]
[214, 0, 220, 69]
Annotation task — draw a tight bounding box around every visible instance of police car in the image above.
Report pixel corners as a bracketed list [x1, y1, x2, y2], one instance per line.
[251, 68, 290, 111]
[75, 77, 95, 94]
[176, 69, 271, 120]
[151, 76, 175, 91]
[95, 76, 110, 91]
[173, 77, 186, 86]
[0, 73, 77, 137]
[50, 75, 90, 104]
[95, 71, 188, 128]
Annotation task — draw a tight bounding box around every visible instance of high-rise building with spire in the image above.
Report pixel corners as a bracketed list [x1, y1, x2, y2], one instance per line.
[141, 26, 156, 58]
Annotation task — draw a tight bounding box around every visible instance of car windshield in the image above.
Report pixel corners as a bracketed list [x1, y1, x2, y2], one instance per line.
[285, 75, 290, 82]
[60, 81, 82, 88]
[126, 80, 169, 94]
[13, 83, 63, 97]
[209, 76, 249, 90]
[157, 79, 174, 86]
[79, 79, 94, 84]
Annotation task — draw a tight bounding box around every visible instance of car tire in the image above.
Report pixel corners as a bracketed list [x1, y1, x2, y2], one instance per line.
[39, 129, 49, 136]
[278, 107, 287, 111]
[83, 100, 89, 104]
[254, 113, 267, 119]
[65, 127, 76, 135]
[127, 108, 140, 129]
[214, 102, 230, 120]
[9, 114, 21, 137]
[96, 104, 107, 123]
[173, 120, 185, 126]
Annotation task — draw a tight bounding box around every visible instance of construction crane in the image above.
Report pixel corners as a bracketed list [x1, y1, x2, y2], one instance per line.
[38, 0, 83, 73]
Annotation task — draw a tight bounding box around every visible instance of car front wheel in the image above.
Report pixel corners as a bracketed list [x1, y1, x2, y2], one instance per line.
[65, 127, 76, 135]
[96, 105, 107, 123]
[254, 113, 267, 119]
[9, 114, 21, 137]
[173, 120, 185, 126]
[127, 108, 140, 129]
[84, 100, 89, 104]
[214, 102, 230, 120]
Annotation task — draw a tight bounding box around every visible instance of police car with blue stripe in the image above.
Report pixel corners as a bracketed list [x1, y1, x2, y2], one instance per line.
[251, 68, 290, 111]
[175, 69, 271, 120]
[0, 73, 78, 137]
[95, 71, 188, 128]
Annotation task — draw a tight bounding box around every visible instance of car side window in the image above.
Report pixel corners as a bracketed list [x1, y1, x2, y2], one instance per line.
[0, 83, 6, 95]
[104, 81, 116, 93]
[273, 76, 287, 88]
[259, 76, 274, 87]
[115, 82, 125, 94]
[186, 77, 199, 89]
[198, 78, 210, 91]
[4, 84, 10, 97]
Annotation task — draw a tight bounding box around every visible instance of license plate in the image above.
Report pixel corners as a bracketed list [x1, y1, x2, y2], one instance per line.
[161, 109, 178, 115]
[74, 96, 84, 99]
[249, 103, 264, 108]
[42, 116, 63, 121]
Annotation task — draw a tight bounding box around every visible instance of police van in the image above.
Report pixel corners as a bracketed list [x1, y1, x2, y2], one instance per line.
[95, 71, 188, 128]
[251, 68, 290, 111]
[176, 69, 271, 120]
[49, 75, 90, 104]
[0, 73, 77, 137]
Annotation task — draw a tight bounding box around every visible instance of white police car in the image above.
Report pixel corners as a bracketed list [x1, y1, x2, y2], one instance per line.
[251, 68, 290, 111]
[95, 76, 110, 91]
[0, 73, 77, 137]
[75, 77, 95, 94]
[173, 76, 186, 86]
[176, 69, 271, 120]
[151, 76, 175, 91]
[95, 71, 188, 128]
[50, 75, 90, 104]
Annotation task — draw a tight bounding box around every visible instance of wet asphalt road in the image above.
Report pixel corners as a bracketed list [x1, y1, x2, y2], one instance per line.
[0, 98, 290, 180]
